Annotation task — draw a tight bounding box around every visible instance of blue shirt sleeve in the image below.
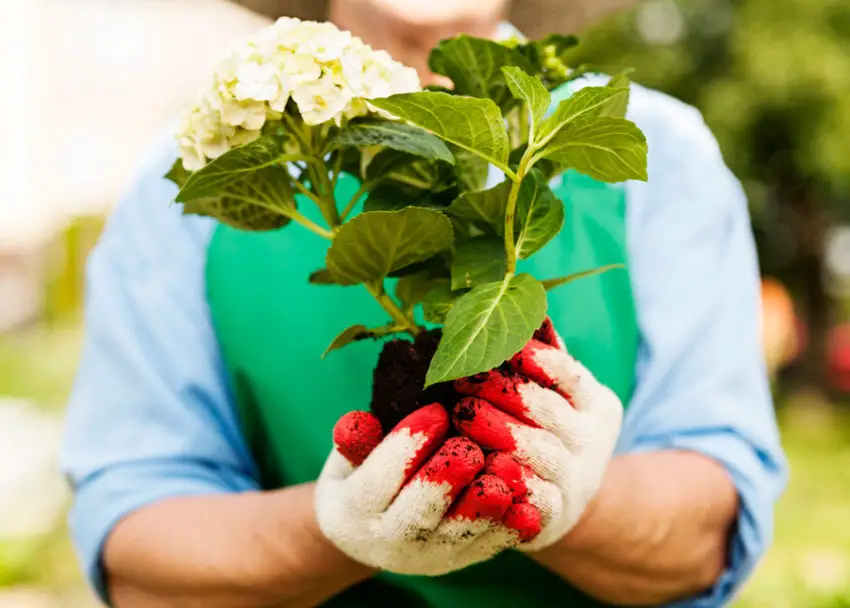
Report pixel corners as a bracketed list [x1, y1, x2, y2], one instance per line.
[58, 136, 259, 603]
[617, 81, 788, 606]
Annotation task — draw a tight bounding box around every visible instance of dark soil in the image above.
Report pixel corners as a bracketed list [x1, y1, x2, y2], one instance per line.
[370, 329, 463, 431]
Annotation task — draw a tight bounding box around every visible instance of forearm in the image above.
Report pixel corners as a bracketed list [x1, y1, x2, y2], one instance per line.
[531, 451, 738, 606]
[104, 483, 375, 608]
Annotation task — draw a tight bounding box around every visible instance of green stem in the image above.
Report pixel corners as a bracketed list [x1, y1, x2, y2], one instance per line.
[282, 113, 309, 150]
[224, 192, 333, 240]
[503, 152, 535, 275]
[365, 281, 421, 337]
[316, 166, 340, 226]
[287, 211, 335, 239]
[291, 178, 325, 207]
[330, 152, 343, 190]
[341, 181, 372, 221]
[385, 172, 432, 190]
[520, 103, 531, 148]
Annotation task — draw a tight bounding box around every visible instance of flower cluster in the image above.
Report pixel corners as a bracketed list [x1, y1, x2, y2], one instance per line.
[177, 17, 420, 171]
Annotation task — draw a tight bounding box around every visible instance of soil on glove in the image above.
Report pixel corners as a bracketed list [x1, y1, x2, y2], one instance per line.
[370, 329, 463, 431]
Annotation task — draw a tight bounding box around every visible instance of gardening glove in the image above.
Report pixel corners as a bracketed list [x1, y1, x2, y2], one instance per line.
[317, 404, 541, 575]
[454, 318, 623, 551]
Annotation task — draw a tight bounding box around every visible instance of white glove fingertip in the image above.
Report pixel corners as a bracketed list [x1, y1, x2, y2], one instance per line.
[511, 424, 575, 487]
[345, 429, 429, 513]
[319, 448, 356, 482]
[379, 478, 453, 537]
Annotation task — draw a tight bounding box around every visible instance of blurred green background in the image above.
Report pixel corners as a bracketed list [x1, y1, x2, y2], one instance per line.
[2, 0, 850, 605]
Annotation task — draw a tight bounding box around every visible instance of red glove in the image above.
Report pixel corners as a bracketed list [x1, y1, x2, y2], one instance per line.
[452, 317, 623, 551]
[332, 406, 542, 543]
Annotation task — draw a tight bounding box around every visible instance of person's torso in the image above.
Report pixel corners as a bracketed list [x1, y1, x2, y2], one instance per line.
[204, 162, 639, 606]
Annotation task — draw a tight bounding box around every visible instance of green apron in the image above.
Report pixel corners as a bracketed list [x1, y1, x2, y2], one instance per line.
[204, 163, 639, 606]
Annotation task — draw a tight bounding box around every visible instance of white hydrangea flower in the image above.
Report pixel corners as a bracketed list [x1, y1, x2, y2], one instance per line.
[176, 17, 420, 171]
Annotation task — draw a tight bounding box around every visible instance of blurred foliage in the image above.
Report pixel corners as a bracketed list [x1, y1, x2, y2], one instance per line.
[570, 0, 850, 200]
[568, 0, 850, 384]
[0, 324, 82, 406]
[43, 216, 104, 324]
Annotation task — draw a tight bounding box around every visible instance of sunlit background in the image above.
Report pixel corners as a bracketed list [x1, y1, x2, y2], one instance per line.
[1, 0, 849, 606]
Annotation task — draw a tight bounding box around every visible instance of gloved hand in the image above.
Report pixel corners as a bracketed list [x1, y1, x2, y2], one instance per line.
[454, 319, 623, 551]
[317, 404, 541, 575]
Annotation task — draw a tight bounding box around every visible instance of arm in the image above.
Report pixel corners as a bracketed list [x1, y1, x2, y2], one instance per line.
[105, 484, 373, 608]
[59, 141, 371, 607]
[534, 452, 737, 605]
[530, 83, 787, 605]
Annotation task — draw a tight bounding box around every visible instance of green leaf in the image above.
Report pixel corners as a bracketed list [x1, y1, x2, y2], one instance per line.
[365, 149, 416, 181]
[513, 145, 561, 180]
[517, 34, 579, 72]
[425, 273, 547, 386]
[516, 35, 580, 89]
[364, 186, 425, 212]
[451, 236, 506, 290]
[326, 208, 454, 285]
[428, 35, 534, 108]
[362, 184, 453, 213]
[449, 216, 476, 245]
[539, 34, 580, 63]
[446, 169, 563, 256]
[421, 282, 459, 324]
[446, 180, 511, 235]
[309, 268, 336, 285]
[598, 72, 633, 118]
[515, 169, 564, 258]
[369, 92, 510, 171]
[327, 119, 455, 164]
[165, 159, 190, 188]
[537, 117, 648, 183]
[541, 263, 625, 291]
[180, 195, 290, 231]
[177, 135, 292, 201]
[452, 147, 491, 192]
[323, 325, 374, 357]
[175, 135, 298, 231]
[388, 255, 449, 279]
[396, 274, 450, 313]
[538, 86, 630, 142]
[502, 67, 551, 128]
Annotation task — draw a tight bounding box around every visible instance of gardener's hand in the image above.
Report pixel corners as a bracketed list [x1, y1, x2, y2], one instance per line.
[454, 320, 624, 551]
[329, 0, 509, 85]
[317, 404, 540, 574]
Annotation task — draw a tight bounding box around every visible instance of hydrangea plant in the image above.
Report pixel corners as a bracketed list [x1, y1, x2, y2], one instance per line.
[166, 17, 648, 388]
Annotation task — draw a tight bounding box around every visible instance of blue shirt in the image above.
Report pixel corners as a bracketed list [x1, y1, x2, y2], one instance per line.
[60, 78, 787, 606]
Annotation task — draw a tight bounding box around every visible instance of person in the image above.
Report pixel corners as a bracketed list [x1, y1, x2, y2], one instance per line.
[60, 1, 787, 606]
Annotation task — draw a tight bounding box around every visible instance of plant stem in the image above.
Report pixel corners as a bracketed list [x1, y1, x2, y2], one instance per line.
[282, 113, 309, 150]
[230, 192, 334, 240]
[316, 166, 341, 226]
[365, 281, 421, 337]
[287, 211, 335, 239]
[503, 151, 534, 275]
[330, 152, 343, 190]
[385, 172, 431, 190]
[341, 182, 372, 221]
[520, 103, 531, 147]
[290, 177, 322, 205]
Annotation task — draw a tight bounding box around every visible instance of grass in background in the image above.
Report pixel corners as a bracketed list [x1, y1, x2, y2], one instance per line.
[1, 321, 850, 606]
[0, 319, 82, 407]
[737, 399, 850, 607]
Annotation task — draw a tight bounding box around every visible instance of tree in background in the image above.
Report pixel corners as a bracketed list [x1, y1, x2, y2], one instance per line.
[570, 0, 850, 387]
